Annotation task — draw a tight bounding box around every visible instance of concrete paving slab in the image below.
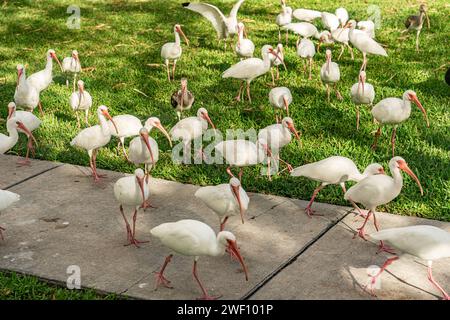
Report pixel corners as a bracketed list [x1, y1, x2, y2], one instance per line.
[0, 154, 60, 189]
[250, 212, 450, 300]
[0, 161, 349, 299]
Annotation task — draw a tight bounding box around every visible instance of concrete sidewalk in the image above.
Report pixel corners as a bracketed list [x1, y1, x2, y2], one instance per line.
[0, 154, 449, 300]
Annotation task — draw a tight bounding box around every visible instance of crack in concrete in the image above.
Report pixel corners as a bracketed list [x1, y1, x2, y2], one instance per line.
[4, 163, 62, 190]
[240, 208, 353, 300]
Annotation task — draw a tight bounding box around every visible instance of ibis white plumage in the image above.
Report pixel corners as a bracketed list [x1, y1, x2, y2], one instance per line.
[282, 22, 318, 48]
[297, 38, 315, 80]
[291, 156, 384, 217]
[0, 189, 21, 240]
[70, 106, 119, 182]
[222, 47, 285, 103]
[70, 80, 92, 128]
[234, 22, 254, 59]
[151, 219, 249, 299]
[61, 50, 81, 90]
[269, 86, 292, 120]
[113, 169, 149, 247]
[195, 177, 249, 230]
[344, 156, 423, 252]
[0, 117, 36, 166]
[346, 20, 387, 71]
[182, 0, 245, 49]
[320, 49, 342, 102]
[371, 90, 428, 156]
[161, 24, 189, 81]
[276, 0, 292, 45]
[14, 64, 40, 114]
[292, 8, 322, 22]
[367, 225, 450, 300]
[350, 71, 375, 130]
[7, 102, 41, 165]
[170, 108, 215, 164]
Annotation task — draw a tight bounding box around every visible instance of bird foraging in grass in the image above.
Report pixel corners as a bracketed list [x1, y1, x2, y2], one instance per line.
[320, 49, 342, 103]
[171, 78, 195, 121]
[161, 24, 189, 81]
[401, 4, 430, 52]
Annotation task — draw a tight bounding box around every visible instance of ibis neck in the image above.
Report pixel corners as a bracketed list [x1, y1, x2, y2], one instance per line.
[5, 124, 19, 149]
[46, 56, 53, 71]
[390, 165, 403, 192]
[98, 114, 110, 136]
[209, 236, 227, 257]
[402, 97, 412, 117]
[174, 32, 181, 45]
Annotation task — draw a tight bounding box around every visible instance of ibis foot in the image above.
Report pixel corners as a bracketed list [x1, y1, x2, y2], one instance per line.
[154, 272, 173, 289]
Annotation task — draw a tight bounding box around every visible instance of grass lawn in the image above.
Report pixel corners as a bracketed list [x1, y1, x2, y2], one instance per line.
[0, 0, 449, 298]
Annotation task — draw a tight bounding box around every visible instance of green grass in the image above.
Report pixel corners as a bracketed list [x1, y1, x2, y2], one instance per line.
[0, 0, 449, 301]
[1, 0, 449, 219]
[0, 271, 122, 299]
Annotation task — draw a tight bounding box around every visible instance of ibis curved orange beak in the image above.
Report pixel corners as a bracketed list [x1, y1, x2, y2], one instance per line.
[16, 121, 37, 145]
[176, 26, 189, 46]
[202, 113, 216, 130]
[282, 96, 290, 116]
[410, 95, 429, 127]
[7, 106, 14, 120]
[16, 68, 23, 87]
[154, 122, 173, 147]
[136, 175, 146, 206]
[287, 122, 301, 141]
[231, 184, 245, 224]
[102, 110, 119, 134]
[269, 49, 287, 70]
[226, 239, 249, 281]
[50, 52, 63, 72]
[398, 160, 423, 196]
[140, 130, 155, 165]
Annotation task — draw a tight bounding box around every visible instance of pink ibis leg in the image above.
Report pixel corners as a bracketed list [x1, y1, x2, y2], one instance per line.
[126, 208, 148, 248]
[246, 82, 252, 103]
[347, 43, 354, 60]
[17, 136, 34, 166]
[390, 126, 397, 157]
[0, 225, 5, 241]
[172, 60, 177, 80]
[348, 198, 366, 217]
[235, 82, 244, 102]
[220, 216, 229, 232]
[356, 105, 360, 130]
[326, 84, 330, 103]
[354, 210, 373, 240]
[119, 205, 132, 244]
[165, 59, 170, 81]
[334, 84, 343, 101]
[193, 260, 222, 300]
[38, 101, 44, 116]
[91, 149, 106, 181]
[338, 44, 345, 60]
[364, 256, 399, 296]
[371, 126, 382, 150]
[372, 213, 396, 255]
[154, 254, 173, 289]
[304, 185, 325, 217]
[427, 261, 450, 300]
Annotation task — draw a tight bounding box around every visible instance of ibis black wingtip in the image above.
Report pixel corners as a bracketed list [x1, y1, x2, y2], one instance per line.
[182, 2, 190, 7]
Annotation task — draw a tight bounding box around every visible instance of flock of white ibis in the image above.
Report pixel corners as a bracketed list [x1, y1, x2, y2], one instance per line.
[0, 1, 448, 300]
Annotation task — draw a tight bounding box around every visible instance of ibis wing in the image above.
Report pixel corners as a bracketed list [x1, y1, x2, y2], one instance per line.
[183, 3, 227, 38]
[230, 0, 245, 18]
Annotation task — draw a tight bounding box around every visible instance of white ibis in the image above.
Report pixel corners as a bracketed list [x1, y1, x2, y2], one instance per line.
[401, 4, 430, 52]
[182, 0, 245, 49]
[276, 0, 292, 45]
[357, 20, 376, 39]
[335, 7, 349, 27]
[367, 225, 450, 300]
[292, 8, 322, 22]
[316, 30, 333, 53]
[344, 156, 423, 252]
[151, 219, 248, 299]
[291, 156, 384, 217]
[331, 26, 354, 60]
[346, 20, 387, 71]
[27, 49, 63, 112]
[269, 86, 292, 121]
[129, 118, 172, 174]
[7, 102, 41, 165]
[70, 80, 92, 128]
[350, 71, 375, 130]
[222, 47, 285, 103]
[161, 24, 189, 81]
[371, 90, 429, 156]
[195, 177, 249, 230]
[0, 189, 20, 240]
[170, 107, 215, 164]
[297, 38, 315, 80]
[282, 22, 318, 48]
[258, 117, 301, 175]
[171, 78, 195, 120]
[14, 64, 40, 114]
[273, 43, 285, 80]
[261, 45, 276, 85]
[234, 22, 254, 59]
[70, 105, 119, 182]
[61, 50, 81, 90]
[113, 168, 149, 247]
[320, 49, 342, 102]
[0, 117, 36, 165]
[214, 138, 271, 180]
[321, 12, 340, 31]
